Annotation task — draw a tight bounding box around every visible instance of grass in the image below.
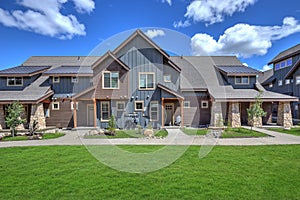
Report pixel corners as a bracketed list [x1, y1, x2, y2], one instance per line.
[154, 129, 168, 137]
[1, 132, 65, 141]
[221, 128, 268, 138]
[181, 128, 208, 135]
[0, 145, 299, 199]
[266, 127, 300, 136]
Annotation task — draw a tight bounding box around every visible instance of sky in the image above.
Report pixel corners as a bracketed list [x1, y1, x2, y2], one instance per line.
[0, 0, 300, 71]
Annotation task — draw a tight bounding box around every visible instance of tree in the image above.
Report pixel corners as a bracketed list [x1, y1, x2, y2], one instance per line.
[107, 115, 116, 135]
[247, 91, 267, 130]
[5, 101, 26, 137]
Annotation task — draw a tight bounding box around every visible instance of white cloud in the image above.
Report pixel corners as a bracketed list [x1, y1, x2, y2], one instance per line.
[262, 65, 272, 71]
[0, 0, 95, 39]
[191, 17, 300, 58]
[162, 0, 172, 6]
[173, 20, 191, 28]
[184, 0, 256, 25]
[145, 29, 166, 39]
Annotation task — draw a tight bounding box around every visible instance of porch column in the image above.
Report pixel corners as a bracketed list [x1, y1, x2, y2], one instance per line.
[0, 105, 5, 130]
[180, 99, 184, 128]
[247, 102, 262, 127]
[93, 99, 97, 128]
[161, 98, 164, 128]
[228, 102, 241, 128]
[210, 101, 223, 127]
[30, 103, 46, 130]
[73, 100, 77, 128]
[277, 102, 293, 129]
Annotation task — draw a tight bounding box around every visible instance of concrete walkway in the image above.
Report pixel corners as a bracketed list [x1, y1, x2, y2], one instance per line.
[0, 127, 300, 148]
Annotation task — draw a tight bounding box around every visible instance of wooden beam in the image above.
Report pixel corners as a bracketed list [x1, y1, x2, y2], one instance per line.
[73, 100, 77, 128]
[93, 98, 97, 128]
[180, 99, 184, 128]
[161, 98, 164, 128]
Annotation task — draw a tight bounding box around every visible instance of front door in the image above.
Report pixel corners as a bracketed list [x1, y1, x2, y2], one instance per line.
[87, 104, 94, 126]
[165, 103, 174, 126]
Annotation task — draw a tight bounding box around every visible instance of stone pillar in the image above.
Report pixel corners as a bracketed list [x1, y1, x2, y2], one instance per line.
[30, 103, 46, 130]
[248, 102, 262, 127]
[0, 105, 5, 130]
[277, 102, 293, 129]
[228, 102, 241, 128]
[210, 102, 223, 127]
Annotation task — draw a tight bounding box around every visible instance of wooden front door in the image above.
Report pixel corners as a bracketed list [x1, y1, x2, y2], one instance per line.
[165, 103, 174, 126]
[87, 104, 94, 126]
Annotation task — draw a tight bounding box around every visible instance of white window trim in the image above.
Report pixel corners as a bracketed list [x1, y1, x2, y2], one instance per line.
[71, 102, 78, 110]
[285, 79, 290, 85]
[164, 74, 171, 82]
[116, 101, 126, 111]
[138, 72, 155, 90]
[53, 76, 60, 83]
[183, 101, 190, 108]
[7, 77, 23, 86]
[52, 102, 60, 110]
[201, 101, 209, 109]
[101, 101, 110, 122]
[150, 101, 158, 121]
[71, 76, 78, 83]
[135, 101, 144, 112]
[102, 71, 119, 89]
[235, 76, 249, 85]
[278, 80, 283, 86]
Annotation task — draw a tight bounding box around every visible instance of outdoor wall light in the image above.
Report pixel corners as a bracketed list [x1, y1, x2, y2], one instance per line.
[135, 96, 138, 100]
[146, 95, 150, 99]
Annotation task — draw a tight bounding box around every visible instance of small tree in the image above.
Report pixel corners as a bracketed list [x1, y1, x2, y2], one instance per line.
[5, 101, 26, 137]
[247, 91, 267, 130]
[108, 115, 116, 135]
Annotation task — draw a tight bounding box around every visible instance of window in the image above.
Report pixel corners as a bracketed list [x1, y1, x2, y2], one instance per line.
[7, 77, 23, 86]
[281, 61, 286, 68]
[164, 75, 171, 82]
[275, 58, 293, 71]
[139, 73, 155, 90]
[235, 76, 249, 84]
[286, 58, 292, 66]
[278, 80, 283, 86]
[275, 63, 280, 70]
[285, 79, 290, 85]
[269, 83, 273, 88]
[135, 101, 144, 111]
[116, 101, 125, 111]
[150, 101, 158, 121]
[103, 71, 119, 89]
[52, 102, 60, 110]
[71, 76, 78, 83]
[71, 102, 78, 110]
[296, 76, 300, 85]
[201, 101, 209, 109]
[183, 101, 190, 108]
[101, 101, 110, 121]
[53, 76, 60, 83]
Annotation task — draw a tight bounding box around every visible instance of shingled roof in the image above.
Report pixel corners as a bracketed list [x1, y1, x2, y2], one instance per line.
[216, 65, 260, 75]
[44, 66, 93, 76]
[0, 66, 50, 76]
[268, 43, 300, 64]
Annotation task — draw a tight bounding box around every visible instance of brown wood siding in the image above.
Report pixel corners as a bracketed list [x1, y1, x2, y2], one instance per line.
[76, 100, 94, 126]
[46, 100, 73, 128]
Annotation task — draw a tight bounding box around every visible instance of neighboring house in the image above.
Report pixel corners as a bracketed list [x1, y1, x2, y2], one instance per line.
[0, 30, 298, 130]
[259, 44, 300, 119]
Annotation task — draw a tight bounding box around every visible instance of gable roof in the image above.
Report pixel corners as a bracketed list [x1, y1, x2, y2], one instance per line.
[92, 51, 130, 71]
[258, 69, 273, 84]
[43, 66, 93, 76]
[216, 65, 260, 75]
[285, 58, 300, 78]
[0, 66, 50, 77]
[157, 83, 184, 99]
[113, 29, 181, 72]
[268, 43, 300, 64]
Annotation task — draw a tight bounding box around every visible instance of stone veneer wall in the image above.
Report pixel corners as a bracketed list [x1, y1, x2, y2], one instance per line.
[210, 102, 224, 127]
[0, 105, 5, 130]
[228, 102, 241, 128]
[247, 102, 262, 127]
[277, 102, 293, 129]
[30, 103, 46, 130]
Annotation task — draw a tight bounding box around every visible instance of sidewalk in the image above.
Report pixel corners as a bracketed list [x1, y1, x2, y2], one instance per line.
[0, 127, 300, 148]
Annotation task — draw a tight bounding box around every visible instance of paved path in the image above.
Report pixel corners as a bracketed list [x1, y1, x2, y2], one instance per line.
[0, 127, 300, 148]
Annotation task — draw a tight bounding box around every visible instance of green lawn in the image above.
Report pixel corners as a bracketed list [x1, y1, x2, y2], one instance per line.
[154, 129, 168, 137]
[267, 127, 300, 136]
[1, 133, 65, 141]
[181, 128, 208, 135]
[221, 128, 268, 138]
[1, 145, 299, 199]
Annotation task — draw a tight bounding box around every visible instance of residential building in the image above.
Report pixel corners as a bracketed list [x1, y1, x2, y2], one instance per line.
[259, 44, 300, 119]
[0, 30, 298, 130]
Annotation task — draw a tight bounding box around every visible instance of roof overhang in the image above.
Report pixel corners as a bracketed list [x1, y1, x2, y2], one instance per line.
[92, 51, 130, 71]
[285, 59, 300, 79]
[158, 84, 184, 99]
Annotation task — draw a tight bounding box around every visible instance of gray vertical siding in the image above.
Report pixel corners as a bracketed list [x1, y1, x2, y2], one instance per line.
[0, 74, 41, 90]
[51, 76, 93, 94]
[227, 76, 257, 89]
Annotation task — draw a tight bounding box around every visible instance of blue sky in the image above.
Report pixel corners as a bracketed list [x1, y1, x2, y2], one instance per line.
[0, 0, 300, 71]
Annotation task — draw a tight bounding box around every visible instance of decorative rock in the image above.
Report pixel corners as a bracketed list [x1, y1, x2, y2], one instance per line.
[88, 130, 99, 136]
[30, 103, 46, 130]
[99, 129, 105, 135]
[144, 129, 154, 137]
[277, 102, 293, 129]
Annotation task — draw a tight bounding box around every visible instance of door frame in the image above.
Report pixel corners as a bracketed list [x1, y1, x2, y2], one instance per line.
[164, 103, 174, 125]
[87, 104, 94, 126]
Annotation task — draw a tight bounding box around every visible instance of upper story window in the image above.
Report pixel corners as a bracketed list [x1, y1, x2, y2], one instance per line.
[135, 101, 144, 111]
[183, 101, 190, 108]
[235, 76, 249, 85]
[52, 102, 60, 110]
[164, 75, 171, 82]
[53, 76, 60, 83]
[7, 77, 23, 86]
[278, 80, 283, 86]
[296, 76, 300, 85]
[139, 72, 155, 90]
[116, 101, 125, 111]
[201, 101, 209, 109]
[275, 58, 293, 71]
[103, 71, 119, 89]
[285, 79, 290, 85]
[71, 76, 78, 83]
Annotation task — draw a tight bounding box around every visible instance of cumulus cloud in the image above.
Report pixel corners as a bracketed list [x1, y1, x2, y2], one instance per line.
[191, 17, 300, 58]
[162, 0, 172, 6]
[262, 65, 272, 71]
[173, 20, 191, 28]
[184, 0, 256, 26]
[145, 29, 166, 39]
[0, 0, 95, 39]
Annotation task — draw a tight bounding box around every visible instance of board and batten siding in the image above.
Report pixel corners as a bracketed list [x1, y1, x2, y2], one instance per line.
[0, 74, 40, 90]
[50, 76, 92, 95]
